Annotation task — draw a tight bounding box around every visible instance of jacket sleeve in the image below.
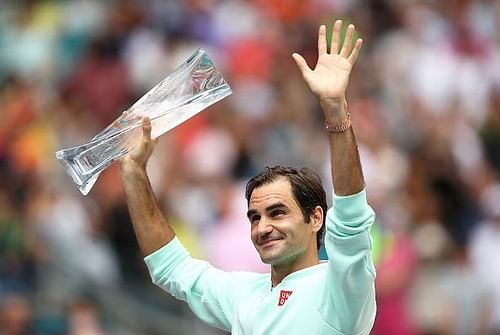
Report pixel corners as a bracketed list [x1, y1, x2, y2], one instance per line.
[144, 237, 241, 331]
[319, 189, 377, 335]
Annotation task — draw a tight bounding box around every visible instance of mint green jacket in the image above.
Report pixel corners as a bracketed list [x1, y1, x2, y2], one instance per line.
[145, 189, 376, 334]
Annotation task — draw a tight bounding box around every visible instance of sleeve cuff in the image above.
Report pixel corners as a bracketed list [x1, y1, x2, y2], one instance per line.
[328, 189, 375, 236]
[144, 237, 190, 280]
[332, 189, 369, 223]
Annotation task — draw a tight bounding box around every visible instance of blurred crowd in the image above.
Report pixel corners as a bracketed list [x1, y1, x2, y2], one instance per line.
[1, 0, 499, 334]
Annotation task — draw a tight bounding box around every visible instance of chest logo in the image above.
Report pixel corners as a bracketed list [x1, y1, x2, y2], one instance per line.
[277, 290, 293, 306]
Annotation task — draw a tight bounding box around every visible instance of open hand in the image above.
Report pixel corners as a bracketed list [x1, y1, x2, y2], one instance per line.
[293, 20, 362, 104]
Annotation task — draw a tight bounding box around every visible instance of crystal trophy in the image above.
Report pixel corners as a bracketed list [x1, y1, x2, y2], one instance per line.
[55, 48, 232, 195]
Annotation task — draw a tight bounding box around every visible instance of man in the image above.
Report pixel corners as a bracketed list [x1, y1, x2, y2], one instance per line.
[120, 20, 376, 334]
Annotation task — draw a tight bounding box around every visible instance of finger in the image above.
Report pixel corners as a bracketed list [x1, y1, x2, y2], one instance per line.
[318, 25, 327, 55]
[292, 53, 311, 76]
[340, 24, 354, 58]
[331, 20, 342, 54]
[348, 38, 363, 65]
[142, 117, 152, 141]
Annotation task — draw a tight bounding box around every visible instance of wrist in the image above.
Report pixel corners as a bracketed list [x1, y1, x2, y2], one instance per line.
[319, 97, 348, 122]
[120, 160, 147, 176]
[325, 112, 351, 133]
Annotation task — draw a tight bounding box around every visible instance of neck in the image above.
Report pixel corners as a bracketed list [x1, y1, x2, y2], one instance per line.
[270, 248, 319, 287]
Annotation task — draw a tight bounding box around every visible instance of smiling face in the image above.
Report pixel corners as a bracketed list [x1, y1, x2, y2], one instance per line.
[247, 178, 322, 267]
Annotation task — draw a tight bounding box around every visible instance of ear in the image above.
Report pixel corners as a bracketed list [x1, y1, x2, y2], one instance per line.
[310, 205, 324, 233]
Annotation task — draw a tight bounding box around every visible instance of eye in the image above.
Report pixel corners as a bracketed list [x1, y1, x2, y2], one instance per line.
[270, 210, 285, 218]
[249, 215, 260, 224]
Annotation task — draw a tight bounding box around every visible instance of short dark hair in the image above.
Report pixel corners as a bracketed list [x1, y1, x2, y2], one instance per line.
[245, 166, 327, 250]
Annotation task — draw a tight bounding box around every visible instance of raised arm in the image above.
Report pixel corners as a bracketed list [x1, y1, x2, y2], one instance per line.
[293, 20, 364, 196]
[294, 21, 376, 334]
[120, 119, 240, 331]
[120, 118, 175, 256]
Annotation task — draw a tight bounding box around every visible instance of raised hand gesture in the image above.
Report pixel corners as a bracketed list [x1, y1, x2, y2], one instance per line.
[292, 20, 362, 105]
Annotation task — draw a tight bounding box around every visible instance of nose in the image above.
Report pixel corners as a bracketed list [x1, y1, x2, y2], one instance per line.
[256, 217, 273, 236]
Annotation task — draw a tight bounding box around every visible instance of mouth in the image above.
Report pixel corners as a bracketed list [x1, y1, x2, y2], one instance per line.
[258, 238, 282, 248]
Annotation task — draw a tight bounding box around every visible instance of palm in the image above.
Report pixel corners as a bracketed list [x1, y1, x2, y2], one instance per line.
[305, 54, 352, 99]
[293, 21, 362, 101]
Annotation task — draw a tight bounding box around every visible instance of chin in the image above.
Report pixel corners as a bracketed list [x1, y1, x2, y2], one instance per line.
[259, 253, 278, 265]
[260, 252, 288, 265]
[261, 258, 279, 265]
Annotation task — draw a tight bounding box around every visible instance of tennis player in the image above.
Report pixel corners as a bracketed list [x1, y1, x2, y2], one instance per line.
[120, 19, 376, 335]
